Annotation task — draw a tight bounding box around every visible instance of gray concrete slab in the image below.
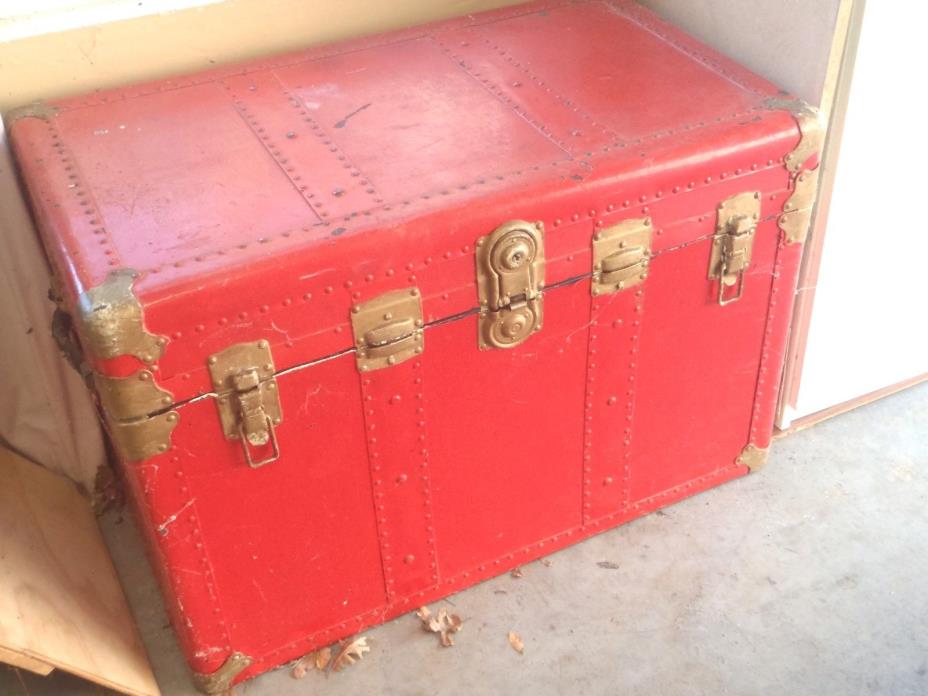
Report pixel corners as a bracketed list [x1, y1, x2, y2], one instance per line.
[3, 381, 926, 695]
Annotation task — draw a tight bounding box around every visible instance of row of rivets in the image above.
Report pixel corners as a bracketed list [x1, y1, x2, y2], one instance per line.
[43, 119, 120, 268]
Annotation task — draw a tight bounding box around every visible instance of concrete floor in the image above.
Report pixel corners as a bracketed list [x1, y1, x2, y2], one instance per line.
[4, 382, 927, 695]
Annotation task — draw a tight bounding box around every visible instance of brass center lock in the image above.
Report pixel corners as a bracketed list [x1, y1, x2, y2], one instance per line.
[351, 288, 424, 372]
[208, 340, 282, 468]
[592, 217, 653, 295]
[708, 191, 761, 306]
[475, 220, 546, 350]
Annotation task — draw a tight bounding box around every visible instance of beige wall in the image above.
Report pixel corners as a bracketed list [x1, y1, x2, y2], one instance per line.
[1, 0, 524, 113]
[639, 0, 841, 106]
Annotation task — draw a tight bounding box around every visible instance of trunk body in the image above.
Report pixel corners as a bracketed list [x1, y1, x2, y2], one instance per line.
[10, 0, 819, 689]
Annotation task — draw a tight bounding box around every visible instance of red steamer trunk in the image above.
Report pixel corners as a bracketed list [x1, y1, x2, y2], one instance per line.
[9, 1, 822, 691]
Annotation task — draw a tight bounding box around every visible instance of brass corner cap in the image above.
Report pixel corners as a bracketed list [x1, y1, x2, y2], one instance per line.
[4, 101, 58, 124]
[192, 651, 253, 694]
[764, 97, 824, 174]
[737, 443, 769, 472]
[76, 269, 167, 364]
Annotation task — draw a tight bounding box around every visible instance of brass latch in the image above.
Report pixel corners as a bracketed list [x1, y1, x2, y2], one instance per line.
[351, 288, 424, 371]
[592, 218, 652, 295]
[208, 340, 282, 468]
[708, 191, 761, 305]
[476, 220, 545, 350]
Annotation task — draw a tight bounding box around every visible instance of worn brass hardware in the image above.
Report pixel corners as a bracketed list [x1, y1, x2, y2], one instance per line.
[784, 107, 824, 174]
[763, 98, 824, 174]
[76, 269, 167, 364]
[351, 288, 424, 371]
[95, 370, 174, 418]
[764, 99, 823, 245]
[779, 165, 820, 245]
[708, 192, 761, 306]
[93, 371, 178, 461]
[208, 341, 282, 468]
[108, 411, 179, 462]
[592, 218, 653, 295]
[737, 443, 769, 472]
[476, 220, 545, 350]
[192, 652, 253, 694]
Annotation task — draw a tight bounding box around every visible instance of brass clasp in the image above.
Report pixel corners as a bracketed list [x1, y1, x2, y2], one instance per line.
[208, 340, 282, 468]
[709, 192, 760, 306]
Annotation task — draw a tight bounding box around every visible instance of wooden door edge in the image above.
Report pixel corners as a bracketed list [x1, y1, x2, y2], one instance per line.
[776, 0, 864, 429]
[774, 372, 928, 438]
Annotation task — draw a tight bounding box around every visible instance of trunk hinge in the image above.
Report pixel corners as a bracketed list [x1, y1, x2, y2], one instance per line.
[475, 219, 546, 349]
[208, 340, 282, 468]
[94, 370, 179, 461]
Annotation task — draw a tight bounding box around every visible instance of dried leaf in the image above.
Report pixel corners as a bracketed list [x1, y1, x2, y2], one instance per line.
[508, 631, 524, 654]
[417, 605, 463, 646]
[314, 646, 332, 671]
[291, 645, 332, 678]
[510, 567, 523, 578]
[541, 559, 552, 567]
[290, 657, 310, 679]
[332, 636, 370, 672]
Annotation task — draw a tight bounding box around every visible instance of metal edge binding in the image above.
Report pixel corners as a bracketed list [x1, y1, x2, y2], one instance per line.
[764, 97, 825, 245]
[94, 370, 175, 419]
[76, 268, 167, 364]
[107, 410, 179, 462]
[4, 101, 58, 124]
[192, 652, 253, 694]
[737, 443, 769, 472]
[777, 167, 820, 245]
[93, 370, 179, 462]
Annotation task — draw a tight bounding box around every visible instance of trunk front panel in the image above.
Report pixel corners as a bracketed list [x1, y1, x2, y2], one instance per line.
[424, 279, 590, 578]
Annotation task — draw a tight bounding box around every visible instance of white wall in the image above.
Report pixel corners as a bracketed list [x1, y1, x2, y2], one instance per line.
[788, 1, 928, 420]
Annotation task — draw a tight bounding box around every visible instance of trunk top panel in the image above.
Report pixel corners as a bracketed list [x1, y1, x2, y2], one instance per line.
[10, 0, 803, 389]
